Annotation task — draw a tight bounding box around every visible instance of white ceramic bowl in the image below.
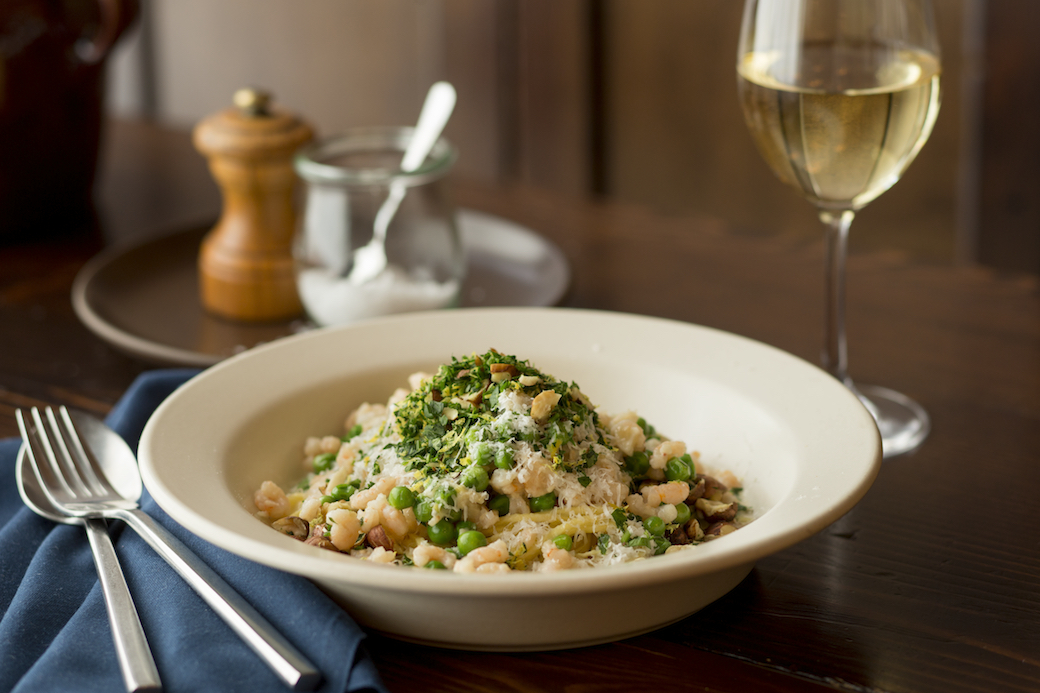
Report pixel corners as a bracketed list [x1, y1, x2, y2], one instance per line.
[138, 308, 881, 650]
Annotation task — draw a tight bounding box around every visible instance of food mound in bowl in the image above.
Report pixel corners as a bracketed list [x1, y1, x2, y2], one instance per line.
[254, 350, 752, 573]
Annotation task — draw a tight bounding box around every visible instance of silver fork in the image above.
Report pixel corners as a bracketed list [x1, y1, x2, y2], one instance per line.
[19, 406, 321, 692]
[17, 409, 162, 693]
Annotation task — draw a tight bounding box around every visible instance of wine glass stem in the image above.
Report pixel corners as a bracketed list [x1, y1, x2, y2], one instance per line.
[820, 209, 856, 388]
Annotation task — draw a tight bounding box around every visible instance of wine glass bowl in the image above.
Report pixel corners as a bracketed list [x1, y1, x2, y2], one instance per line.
[737, 0, 940, 457]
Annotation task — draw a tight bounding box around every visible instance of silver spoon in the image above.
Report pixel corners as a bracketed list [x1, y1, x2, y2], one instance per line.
[16, 411, 162, 693]
[347, 80, 457, 285]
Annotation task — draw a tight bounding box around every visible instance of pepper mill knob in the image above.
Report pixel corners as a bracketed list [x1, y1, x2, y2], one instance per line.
[193, 88, 314, 322]
[233, 87, 271, 116]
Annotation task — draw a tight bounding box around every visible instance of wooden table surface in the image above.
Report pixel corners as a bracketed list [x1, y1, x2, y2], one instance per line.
[1, 121, 1038, 693]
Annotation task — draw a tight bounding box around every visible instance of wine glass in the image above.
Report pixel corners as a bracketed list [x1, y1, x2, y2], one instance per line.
[737, 0, 941, 457]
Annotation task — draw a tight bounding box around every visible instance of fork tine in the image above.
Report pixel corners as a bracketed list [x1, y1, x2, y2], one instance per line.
[53, 406, 114, 498]
[43, 407, 97, 498]
[17, 408, 75, 509]
[24, 408, 78, 496]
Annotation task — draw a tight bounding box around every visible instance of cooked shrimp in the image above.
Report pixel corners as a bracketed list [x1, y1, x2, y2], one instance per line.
[517, 454, 554, 497]
[350, 477, 396, 511]
[540, 546, 574, 571]
[606, 411, 645, 457]
[326, 507, 361, 551]
[254, 481, 290, 520]
[360, 495, 388, 532]
[367, 546, 397, 563]
[649, 440, 686, 470]
[453, 540, 509, 573]
[412, 543, 456, 569]
[298, 496, 321, 522]
[490, 468, 520, 495]
[656, 481, 690, 505]
[381, 505, 417, 540]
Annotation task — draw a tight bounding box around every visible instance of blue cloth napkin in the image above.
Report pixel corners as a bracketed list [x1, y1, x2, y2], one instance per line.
[0, 370, 388, 693]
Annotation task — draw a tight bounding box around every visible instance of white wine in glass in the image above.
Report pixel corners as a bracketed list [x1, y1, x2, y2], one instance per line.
[737, 0, 941, 457]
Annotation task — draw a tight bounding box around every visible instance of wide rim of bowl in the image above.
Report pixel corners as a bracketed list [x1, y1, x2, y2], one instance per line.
[139, 307, 882, 597]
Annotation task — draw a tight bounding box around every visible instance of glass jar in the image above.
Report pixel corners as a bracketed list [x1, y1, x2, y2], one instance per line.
[293, 126, 464, 326]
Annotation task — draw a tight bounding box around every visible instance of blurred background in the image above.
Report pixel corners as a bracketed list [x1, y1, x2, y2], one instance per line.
[95, 0, 1037, 272]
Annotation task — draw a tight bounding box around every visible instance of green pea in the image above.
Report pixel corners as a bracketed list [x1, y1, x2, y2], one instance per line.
[327, 483, 356, 502]
[457, 530, 488, 556]
[625, 451, 650, 477]
[681, 453, 696, 476]
[529, 491, 556, 513]
[387, 486, 415, 510]
[436, 487, 461, 521]
[461, 465, 489, 492]
[424, 560, 447, 570]
[488, 494, 510, 516]
[414, 500, 434, 524]
[472, 442, 493, 467]
[427, 519, 457, 546]
[456, 520, 476, 532]
[343, 424, 363, 441]
[637, 417, 656, 437]
[312, 453, 336, 473]
[553, 534, 573, 551]
[665, 456, 692, 482]
[674, 502, 691, 526]
[644, 516, 665, 537]
[494, 446, 514, 470]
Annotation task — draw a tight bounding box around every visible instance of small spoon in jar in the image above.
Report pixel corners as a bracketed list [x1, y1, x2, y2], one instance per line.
[348, 81, 457, 285]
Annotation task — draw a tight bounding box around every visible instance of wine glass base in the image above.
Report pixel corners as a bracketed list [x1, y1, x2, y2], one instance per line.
[854, 384, 930, 458]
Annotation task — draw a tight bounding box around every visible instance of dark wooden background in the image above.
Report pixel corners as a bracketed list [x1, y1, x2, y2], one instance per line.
[98, 1, 1039, 272]
[490, 0, 1039, 272]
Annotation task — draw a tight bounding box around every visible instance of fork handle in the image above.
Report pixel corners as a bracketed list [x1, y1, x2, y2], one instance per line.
[85, 519, 163, 693]
[110, 508, 321, 692]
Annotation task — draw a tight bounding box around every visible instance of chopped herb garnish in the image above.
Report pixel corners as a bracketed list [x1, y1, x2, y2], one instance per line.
[392, 350, 601, 475]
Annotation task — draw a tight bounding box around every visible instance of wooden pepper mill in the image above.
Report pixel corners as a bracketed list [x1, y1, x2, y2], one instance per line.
[193, 88, 314, 322]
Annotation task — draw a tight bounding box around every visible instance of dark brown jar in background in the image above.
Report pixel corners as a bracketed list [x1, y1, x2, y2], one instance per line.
[0, 0, 137, 243]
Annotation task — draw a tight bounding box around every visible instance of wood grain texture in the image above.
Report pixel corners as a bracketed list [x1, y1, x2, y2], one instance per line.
[1, 122, 1038, 693]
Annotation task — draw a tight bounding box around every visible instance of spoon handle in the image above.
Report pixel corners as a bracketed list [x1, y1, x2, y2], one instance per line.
[84, 518, 163, 693]
[401, 81, 456, 172]
[111, 508, 321, 692]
